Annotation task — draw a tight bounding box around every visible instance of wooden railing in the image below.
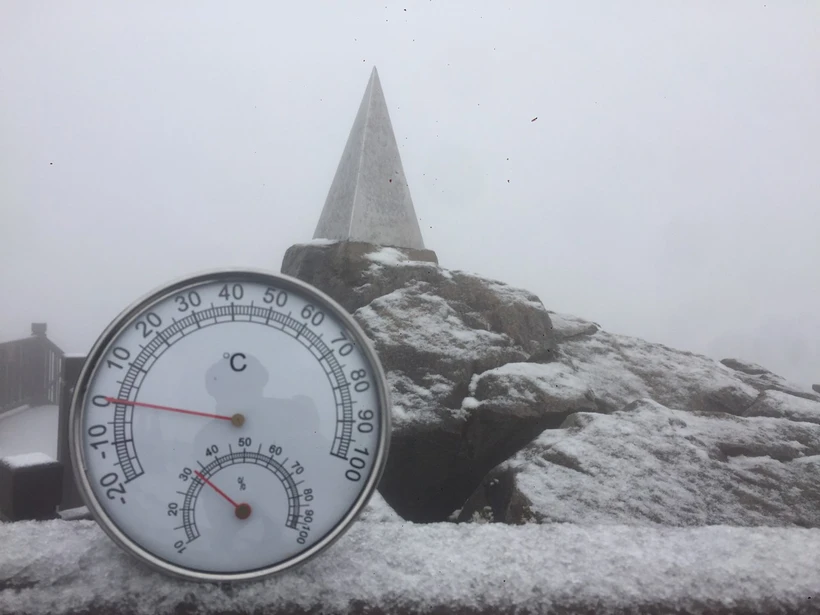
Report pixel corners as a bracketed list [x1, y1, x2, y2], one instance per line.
[0, 323, 64, 414]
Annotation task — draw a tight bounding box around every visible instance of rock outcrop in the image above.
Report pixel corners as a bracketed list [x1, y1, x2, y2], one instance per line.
[459, 398, 820, 526]
[459, 314, 820, 527]
[283, 241, 559, 521]
[282, 240, 820, 527]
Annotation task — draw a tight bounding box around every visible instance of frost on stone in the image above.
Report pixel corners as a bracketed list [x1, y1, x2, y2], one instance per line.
[356, 290, 518, 364]
[1, 452, 55, 469]
[721, 357, 820, 401]
[743, 390, 820, 425]
[470, 362, 596, 407]
[547, 311, 601, 340]
[501, 399, 820, 527]
[356, 491, 404, 523]
[2, 519, 820, 614]
[385, 372, 458, 427]
[556, 326, 761, 415]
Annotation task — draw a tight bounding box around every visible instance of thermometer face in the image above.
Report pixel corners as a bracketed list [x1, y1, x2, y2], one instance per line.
[69, 269, 391, 582]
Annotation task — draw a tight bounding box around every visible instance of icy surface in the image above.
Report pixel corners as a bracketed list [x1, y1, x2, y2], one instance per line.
[293, 238, 340, 246]
[555, 317, 761, 414]
[1, 452, 55, 469]
[506, 399, 820, 526]
[744, 389, 820, 424]
[469, 361, 593, 405]
[1, 519, 819, 614]
[0, 405, 58, 459]
[364, 246, 410, 267]
[547, 311, 600, 340]
[356, 289, 520, 364]
[356, 490, 404, 523]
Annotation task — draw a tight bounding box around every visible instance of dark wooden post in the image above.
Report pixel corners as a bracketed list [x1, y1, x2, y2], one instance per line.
[56, 355, 87, 511]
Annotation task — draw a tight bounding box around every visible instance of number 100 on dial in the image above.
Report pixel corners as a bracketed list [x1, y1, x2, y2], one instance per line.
[69, 269, 392, 582]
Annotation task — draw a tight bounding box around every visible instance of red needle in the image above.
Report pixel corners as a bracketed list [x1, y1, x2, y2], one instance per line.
[104, 397, 233, 421]
[194, 471, 239, 507]
[194, 471, 252, 520]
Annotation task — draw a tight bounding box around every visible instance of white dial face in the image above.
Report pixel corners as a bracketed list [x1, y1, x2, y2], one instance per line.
[73, 272, 388, 581]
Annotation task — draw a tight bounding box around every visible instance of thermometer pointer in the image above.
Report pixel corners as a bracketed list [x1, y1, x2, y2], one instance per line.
[104, 397, 241, 423]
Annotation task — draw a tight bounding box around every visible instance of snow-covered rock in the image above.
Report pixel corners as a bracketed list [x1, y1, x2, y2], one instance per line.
[720, 357, 820, 402]
[282, 243, 820, 526]
[460, 398, 820, 527]
[552, 313, 765, 416]
[743, 389, 820, 425]
[356, 490, 404, 523]
[283, 241, 556, 522]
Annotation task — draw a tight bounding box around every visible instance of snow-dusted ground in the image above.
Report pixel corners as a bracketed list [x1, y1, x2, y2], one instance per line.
[1, 519, 818, 614]
[0, 405, 58, 459]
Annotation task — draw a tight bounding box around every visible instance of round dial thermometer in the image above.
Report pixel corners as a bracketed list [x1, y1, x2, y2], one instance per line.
[69, 269, 391, 582]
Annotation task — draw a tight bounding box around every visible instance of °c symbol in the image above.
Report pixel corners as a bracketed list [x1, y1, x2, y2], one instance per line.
[229, 353, 247, 372]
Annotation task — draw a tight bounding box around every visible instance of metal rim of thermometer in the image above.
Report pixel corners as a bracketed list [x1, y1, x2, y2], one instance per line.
[69, 268, 391, 583]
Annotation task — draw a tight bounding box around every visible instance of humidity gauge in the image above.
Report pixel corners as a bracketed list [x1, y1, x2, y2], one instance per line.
[69, 269, 391, 583]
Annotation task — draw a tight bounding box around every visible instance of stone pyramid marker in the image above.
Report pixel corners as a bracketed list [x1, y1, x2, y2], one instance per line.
[313, 67, 426, 250]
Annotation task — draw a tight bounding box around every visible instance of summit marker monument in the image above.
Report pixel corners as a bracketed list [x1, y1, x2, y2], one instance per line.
[313, 67, 427, 252]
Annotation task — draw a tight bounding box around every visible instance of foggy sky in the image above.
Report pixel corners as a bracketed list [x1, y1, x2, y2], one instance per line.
[1, 1, 818, 389]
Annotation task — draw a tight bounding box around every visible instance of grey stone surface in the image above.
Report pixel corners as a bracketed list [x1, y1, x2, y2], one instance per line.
[552, 314, 762, 416]
[282, 241, 556, 521]
[720, 357, 820, 402]
[742, 389, 820, 425]
[461, 398, 820, 527]
[312, 67, 426, 250]
[813, 384, 820, 394]
[282, 241, 438, 313]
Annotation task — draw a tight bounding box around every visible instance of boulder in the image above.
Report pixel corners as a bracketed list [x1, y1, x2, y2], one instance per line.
[720, 358, 820, 402]
[460, 398, 820, 527]
[281, 241, 439, 313]
[282, 241, 557, 521]
[552, 315, 764, 416]
[357, 490, 404, 523]
[742, 389, 820, 425]
[283, 244, 820, 524]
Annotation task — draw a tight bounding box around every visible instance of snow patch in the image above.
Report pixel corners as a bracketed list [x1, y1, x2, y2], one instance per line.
[507, 399, 820, 526]
[357, 290, 515, 362]
[558, 328, 760, 414]
[365, 246, 409, 267]
[744, 390, 820, 425]
[481, 362, 592, 404]
[1, 520, 819, 614]
[0, 405, 58, 459]
[1, 452, 55, 469]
